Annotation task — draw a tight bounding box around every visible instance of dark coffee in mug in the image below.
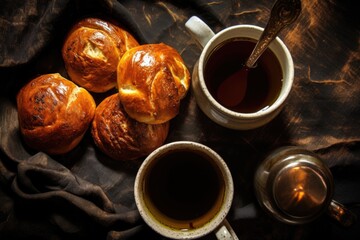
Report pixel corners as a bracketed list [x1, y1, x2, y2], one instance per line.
[204, 37, 283, 113]
[143, 149, 225, 230]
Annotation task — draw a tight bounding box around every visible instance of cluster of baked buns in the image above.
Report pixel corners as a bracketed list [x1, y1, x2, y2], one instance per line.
[16, 18, 190, 160]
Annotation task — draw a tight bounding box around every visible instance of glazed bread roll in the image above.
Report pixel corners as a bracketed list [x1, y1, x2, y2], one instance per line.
[62, 18, 139, 93]
[17, 73, 96, 155]
[91, 93, 169, 161]
[117, 43, 190, 124]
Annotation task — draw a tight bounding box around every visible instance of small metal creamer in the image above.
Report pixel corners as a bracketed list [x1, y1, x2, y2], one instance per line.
[254, 146, 356, 226]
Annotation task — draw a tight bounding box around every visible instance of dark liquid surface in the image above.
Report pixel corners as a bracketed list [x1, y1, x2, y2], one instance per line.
[144, 150, 224, 230]
[204, 38, 283, 113]
[274, 166, 328, 218]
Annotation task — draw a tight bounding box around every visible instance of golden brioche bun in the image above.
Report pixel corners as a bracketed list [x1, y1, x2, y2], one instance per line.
[91, 93, 169, 161]
[62, 18, 139, 93]
[117, 43, 190, 124]
[16, 73, 96, 155]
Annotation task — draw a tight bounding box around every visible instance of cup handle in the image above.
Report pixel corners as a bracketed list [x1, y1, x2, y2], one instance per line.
[185, 16, 215, 48]
[327, 200, 357, 227]
[215, 219, 239, 240]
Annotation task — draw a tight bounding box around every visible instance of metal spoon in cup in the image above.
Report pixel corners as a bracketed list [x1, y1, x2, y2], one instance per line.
[216, 0, 302, 108]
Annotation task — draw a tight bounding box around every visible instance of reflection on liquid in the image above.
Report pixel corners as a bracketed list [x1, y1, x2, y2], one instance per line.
[293, 184, 305, 202]
[274, 166, 328, 217]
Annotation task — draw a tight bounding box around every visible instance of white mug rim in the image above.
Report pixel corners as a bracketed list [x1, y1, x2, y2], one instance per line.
[134, 141, 234, 239]
[198, 24, 294, 119]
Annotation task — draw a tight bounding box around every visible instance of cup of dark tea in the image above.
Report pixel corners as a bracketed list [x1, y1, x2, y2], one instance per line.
[134, 141, 238, 239]
[185, 16, 294, 130]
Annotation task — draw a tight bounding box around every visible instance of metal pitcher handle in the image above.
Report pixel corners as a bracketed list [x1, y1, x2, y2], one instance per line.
[327, 200, 357, 227]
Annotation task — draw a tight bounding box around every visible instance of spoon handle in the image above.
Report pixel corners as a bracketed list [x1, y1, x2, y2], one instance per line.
[245, 0, 301, 68]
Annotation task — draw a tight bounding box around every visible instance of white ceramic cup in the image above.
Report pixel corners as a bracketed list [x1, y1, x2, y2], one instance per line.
[185, 16, 294, 130]
[134, 141, 238, 239]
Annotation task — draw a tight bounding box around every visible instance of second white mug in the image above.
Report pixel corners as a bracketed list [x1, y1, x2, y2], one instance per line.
[134, 141, 238, 239]
[185, 16, 294, 130]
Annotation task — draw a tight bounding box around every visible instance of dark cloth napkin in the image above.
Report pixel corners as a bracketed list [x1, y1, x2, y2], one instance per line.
[1, 0, 360, 239]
